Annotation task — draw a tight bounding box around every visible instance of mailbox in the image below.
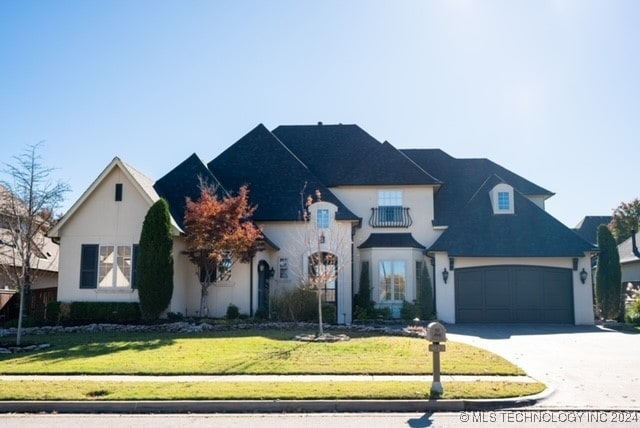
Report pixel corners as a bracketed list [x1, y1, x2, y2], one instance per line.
[425, 321, 447, 343]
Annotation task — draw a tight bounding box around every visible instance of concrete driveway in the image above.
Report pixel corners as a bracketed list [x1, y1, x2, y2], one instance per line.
[445, 324, 639, 410]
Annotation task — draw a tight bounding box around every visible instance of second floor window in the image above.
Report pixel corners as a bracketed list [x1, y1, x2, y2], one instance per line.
[498, 191, 510, 211]
[317, 208, 330, 229]
[378, 190, 403, 223]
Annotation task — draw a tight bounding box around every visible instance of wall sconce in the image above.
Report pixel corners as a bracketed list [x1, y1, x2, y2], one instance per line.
[442, 268, 449, 284]
[319, 232, 326, 244]
[269, 267, 275, 278]
[579, 268, 588, 284]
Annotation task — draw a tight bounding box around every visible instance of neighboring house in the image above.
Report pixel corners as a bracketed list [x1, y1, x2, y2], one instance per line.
[573, 216, 613, 246]
[0, 185, 59, 322]
[49, 123, 597, 324]
[618, 231, 640, 285]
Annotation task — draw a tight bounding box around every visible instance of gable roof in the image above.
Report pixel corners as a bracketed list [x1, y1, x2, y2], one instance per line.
[208, 124, 359, 222]
[573, 216, 613, 246]
[429, 175, 596, 257]
[618, 232, 640, 264]
[403, 149, 555, 226]
[49, 157, 179, 237]
[272, 124, 440, 187]
[153, 153, 223, 231]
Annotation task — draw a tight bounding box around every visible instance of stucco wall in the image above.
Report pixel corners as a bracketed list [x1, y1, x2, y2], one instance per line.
[56, 166, 149, 304]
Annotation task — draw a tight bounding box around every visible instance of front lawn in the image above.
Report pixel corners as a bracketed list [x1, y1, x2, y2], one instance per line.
[0, 329, 524, 376]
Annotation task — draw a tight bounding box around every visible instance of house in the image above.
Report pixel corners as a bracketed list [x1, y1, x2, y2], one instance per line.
[618, 231, 640, 291]
[49, 123, 597, 324]
[573, 216, 613, 246]
[0, 185, 59, 322]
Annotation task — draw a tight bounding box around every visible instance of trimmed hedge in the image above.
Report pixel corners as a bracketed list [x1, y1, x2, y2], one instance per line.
[68, 302, 141, 324]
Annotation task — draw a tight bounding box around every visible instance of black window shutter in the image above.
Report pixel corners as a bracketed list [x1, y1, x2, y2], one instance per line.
[79, 244, 99, 289]
[132, 244, 140, 289]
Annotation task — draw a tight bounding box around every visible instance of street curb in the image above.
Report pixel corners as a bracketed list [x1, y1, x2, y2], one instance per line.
[0, 388, 553, 414]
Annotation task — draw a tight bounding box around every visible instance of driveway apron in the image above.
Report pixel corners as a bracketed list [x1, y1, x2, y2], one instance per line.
[446, 324, 639, 409]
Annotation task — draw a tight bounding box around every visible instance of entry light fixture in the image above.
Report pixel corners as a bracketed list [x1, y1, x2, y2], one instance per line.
[442, 268, 449, 284]
[579, 268, 588, 284]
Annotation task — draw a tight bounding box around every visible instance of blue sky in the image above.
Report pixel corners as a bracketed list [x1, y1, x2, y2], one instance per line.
[1, 0, 638, 227]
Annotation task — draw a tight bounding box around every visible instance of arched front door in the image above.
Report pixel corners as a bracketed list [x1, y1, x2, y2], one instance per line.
[257, 260, 271, 316]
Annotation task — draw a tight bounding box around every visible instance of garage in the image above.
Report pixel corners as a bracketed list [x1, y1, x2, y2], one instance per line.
[455, 266, 574, 323]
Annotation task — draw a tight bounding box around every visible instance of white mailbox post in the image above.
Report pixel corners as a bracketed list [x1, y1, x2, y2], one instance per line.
[426, 321, 447, 395]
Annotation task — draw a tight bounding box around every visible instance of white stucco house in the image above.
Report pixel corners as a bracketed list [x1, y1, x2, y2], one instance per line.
[49, 123, 597, 324]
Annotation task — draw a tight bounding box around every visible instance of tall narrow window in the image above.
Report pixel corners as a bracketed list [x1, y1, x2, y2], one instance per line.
[378, 190, 403, 224]
[379, 261, 406, 302]
[279, 257, 289, 279]
[317, 208, 330, 229]
[498, 191, 510, 211]
[115, 183, 123, 201]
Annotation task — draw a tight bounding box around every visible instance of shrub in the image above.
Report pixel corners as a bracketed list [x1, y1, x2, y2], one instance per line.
[416, 263, 434, 320]
[226, 304, 240, 320]
[45, 301, 61, 324]
[270, 287, 337, 323]
[400, 300, 420, 320]
[253, 307, 269, 320]
[69, 302, 141, 324]
[596, 225, 622, 320]
[625, 299, 640, 325]
[138, 198, 174, 320]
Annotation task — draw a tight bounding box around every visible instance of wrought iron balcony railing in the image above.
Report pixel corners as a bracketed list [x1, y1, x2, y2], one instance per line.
[369, 206, 413, 228]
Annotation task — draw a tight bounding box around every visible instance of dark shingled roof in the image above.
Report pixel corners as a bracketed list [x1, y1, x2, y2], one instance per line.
[273, 124, 440, 187]
[403, 149, 554, 226]
[573, 216, 613, 245]
[208, 124, 359, 222]
[358, 233, 425, 249]
[154, 153, 222, 230]
[429, 175, 596, 257]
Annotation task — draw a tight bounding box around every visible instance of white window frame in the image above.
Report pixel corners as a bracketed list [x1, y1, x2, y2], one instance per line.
[279, 257, 289, 279]
[98, 244, 134, 288]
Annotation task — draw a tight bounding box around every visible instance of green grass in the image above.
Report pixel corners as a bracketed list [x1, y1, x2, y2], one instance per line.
[0, 329, 524, 376]
[0, 380, 546, 401]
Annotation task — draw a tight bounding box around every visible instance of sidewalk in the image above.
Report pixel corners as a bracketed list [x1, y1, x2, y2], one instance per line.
[0, 374, 550, 414]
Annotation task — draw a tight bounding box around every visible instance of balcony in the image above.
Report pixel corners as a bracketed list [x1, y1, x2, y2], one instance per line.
[369, 206, 413, 228]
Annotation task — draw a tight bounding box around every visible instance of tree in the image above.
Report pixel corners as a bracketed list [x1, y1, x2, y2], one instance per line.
[0, 143, 69, 345]
[610, 198, 640, 244]
[354, 261, 374, 318]
[595, 225, 622, 320]
[137, 198, 174, 319]
[295, 187, 351, 337]
[416, 262, 434, 320]
[183, 182, 262, 317]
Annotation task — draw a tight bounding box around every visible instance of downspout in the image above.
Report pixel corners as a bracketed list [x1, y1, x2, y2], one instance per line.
[632, 229, 640, 259]
[249, 256, 254, 317]
[426, 253, 436, 320]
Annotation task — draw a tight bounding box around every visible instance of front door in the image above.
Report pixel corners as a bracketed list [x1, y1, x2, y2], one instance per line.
[257, 260, 271, 316]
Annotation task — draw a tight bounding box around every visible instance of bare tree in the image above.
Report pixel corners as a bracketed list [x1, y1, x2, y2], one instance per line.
[0, 143, 69, 345]
[284, 184, 352, 337]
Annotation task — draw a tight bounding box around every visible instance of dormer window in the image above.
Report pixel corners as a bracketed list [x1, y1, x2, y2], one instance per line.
[490, 183, 514, 214]
[317, 208, 330, 229]
[498, 192, 510, 211]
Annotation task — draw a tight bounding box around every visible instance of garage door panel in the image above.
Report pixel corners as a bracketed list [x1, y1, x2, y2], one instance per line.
[455, 265, 573, 323]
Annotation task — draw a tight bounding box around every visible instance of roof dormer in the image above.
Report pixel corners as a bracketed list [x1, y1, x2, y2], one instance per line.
[490, 183, 514, 215]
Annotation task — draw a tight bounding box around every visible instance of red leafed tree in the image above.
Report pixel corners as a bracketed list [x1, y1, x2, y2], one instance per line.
[184, 182, 262, 317]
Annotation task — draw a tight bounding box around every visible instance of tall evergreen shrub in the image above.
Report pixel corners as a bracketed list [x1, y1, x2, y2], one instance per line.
[595, 225, 622, 320]
[138, 199, 174, 319]
[417, 263, 434, 320]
